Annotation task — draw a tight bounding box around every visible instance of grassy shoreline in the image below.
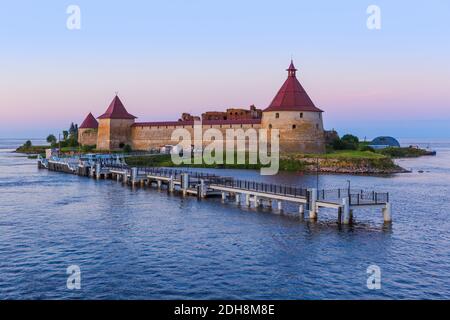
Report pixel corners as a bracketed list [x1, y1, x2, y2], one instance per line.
[124, 152, 407, 174]
[16, 145, 428, 174]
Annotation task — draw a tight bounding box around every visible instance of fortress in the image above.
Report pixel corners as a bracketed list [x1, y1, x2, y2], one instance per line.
[78, 61, 326, 154]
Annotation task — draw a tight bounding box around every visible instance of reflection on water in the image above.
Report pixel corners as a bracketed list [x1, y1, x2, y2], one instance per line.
[1, 139, 450, 299]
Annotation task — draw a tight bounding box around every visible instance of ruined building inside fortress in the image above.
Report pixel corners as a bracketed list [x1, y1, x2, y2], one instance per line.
[78, 61, 326, 154]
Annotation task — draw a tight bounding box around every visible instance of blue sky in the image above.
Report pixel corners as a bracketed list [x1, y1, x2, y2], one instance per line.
[1, 0, 449, 139]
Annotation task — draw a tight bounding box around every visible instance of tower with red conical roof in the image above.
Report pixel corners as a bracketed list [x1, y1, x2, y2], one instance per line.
[97, 95, 136, 150]
[261, 60, 325, 153]
[78, 112, 99, 146]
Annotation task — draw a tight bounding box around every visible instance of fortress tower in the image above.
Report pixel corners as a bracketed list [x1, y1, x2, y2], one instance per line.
[96, 95, 136, 150]
[78, 112, 98, 146]
[261, 60, 325, 153]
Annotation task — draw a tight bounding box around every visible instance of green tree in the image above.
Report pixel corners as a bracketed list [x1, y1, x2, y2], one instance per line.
[123, 144, 132, 153]
[46, 134, 57, 145]
[330, 134, 360, 150]
[69, 123, 78, 138]
[331, 138, 345, 150]
[340, 134, 359, 150]
[24, 140, 32, 148]
[62, 130, 69, 141]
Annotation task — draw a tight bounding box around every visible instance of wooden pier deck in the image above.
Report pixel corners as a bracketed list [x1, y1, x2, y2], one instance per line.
[39, 157, 392, 225]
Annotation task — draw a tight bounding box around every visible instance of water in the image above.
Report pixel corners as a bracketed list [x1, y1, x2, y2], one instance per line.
[1, 138, 450, 299]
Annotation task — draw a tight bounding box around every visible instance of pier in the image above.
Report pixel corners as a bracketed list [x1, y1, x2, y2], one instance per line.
[38, 155, 392, 224]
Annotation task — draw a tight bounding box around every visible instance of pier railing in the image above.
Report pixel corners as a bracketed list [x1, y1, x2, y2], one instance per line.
[209, 177, 308, 198]
[316, 188, 389, 205]
[100, 164, 389, 205]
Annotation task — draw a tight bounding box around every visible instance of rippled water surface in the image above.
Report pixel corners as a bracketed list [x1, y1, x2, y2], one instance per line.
[1, 138, 450, 299]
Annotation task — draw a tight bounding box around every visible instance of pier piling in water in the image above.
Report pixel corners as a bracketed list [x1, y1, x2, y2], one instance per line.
[342, 198, 351, 224]
[245, 194, 251, 207]
[309, 188, 318, 220]
[95, 163, 101, 180]
[277, 201, 283, 212]
[383, 203, 392, 222]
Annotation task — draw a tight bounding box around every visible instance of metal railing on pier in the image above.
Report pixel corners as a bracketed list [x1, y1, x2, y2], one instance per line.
[209, 177, 308, 198]
[92, 164, 390, 206]
[316, 188, 389, 205]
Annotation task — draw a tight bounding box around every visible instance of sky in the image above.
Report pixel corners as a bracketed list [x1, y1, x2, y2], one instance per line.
[1, 0, 449, 139]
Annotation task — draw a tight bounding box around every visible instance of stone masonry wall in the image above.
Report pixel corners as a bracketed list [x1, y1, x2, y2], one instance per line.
[78, 128, 98, 146]
[261, 111, 325, 154]
[97, 119, 135, 150]
[131, 123, 261, 151]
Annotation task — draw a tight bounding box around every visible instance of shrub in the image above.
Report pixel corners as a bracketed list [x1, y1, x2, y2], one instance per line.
[360, 145, 375, 152]
[123, 144, 132, 153]
[331, 138, 345, 150]
[46, 134, 57, 145]
[379, 147, 427, 158]
[341, 134, 359, 150]
[23, 140, 32, 148]
[81, 145, 96, 153]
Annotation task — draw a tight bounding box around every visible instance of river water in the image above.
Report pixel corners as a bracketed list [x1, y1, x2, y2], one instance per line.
[0, 138, 449, 299]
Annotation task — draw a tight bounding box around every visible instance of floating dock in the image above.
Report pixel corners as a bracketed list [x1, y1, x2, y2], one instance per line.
[38, 155, 392, 225]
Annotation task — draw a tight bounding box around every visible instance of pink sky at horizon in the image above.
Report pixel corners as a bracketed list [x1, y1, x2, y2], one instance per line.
[1, 1, 449, 138]
[1, 57, 449, 126]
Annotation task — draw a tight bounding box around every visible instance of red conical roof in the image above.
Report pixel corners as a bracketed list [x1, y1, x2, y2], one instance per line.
[79, 112, 99, 129]
[264, 60, 323, 112]
[98, 95, 137, 119]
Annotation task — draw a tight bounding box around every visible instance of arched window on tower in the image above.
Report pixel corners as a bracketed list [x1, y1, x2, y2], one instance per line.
[300, 113, 303, 118]
[275, 113, 279, 119]
[269, 124, 272, 129]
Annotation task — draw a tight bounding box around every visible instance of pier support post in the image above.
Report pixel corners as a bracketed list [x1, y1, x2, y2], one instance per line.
[383, 202, 392, 223]
[245, 194, 250, 207]
[169, 175, 174, 193]
[123, 171, 128, 184]
[309, 188, 318, 220]
[157, 180, 162, 189]
[181, 173, 189, 196]
[235, 193, 240, 205]
[221, 192, 226, 201]
[200, 179, 206, 198]
[131, 167, 138, 185]
[277, 201, 283, 212]
[342, 197, 351, 225]
[95, 163, 101, 180]
[299, 204, 304, 217]
[338, 206, 343, 224]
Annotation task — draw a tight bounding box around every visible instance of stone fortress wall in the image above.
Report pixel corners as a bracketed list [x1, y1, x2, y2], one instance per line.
[78, 61, 326, 155]
[78, 128, 98, 146]
[130, 122, 261, 152]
